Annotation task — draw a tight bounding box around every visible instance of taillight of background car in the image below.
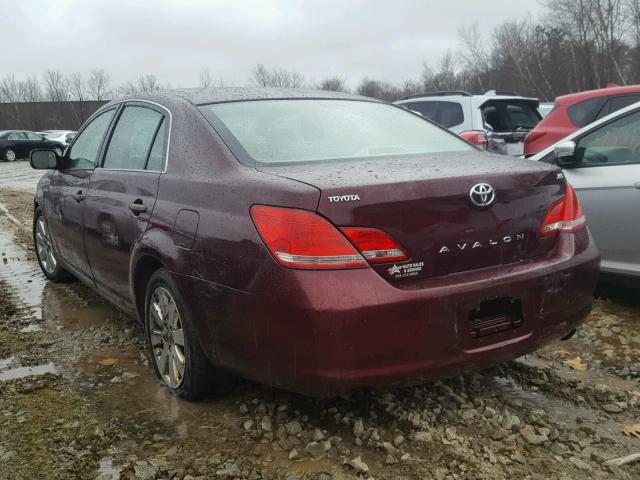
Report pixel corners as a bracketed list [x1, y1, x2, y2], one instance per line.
[459, 131, 488, 150]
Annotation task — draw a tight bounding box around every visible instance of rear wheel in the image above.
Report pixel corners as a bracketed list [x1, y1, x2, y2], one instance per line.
[33, 207, 74, 282]
[4, 149, 16, 162]
[145, 269, 233, 400]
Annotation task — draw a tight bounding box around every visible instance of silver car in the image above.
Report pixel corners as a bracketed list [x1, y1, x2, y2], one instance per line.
[530, 101, 640, 285]
[394, 90, 541, 156]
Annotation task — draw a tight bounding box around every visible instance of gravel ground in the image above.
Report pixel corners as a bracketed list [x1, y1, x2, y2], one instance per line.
[1, 186, 639, 480]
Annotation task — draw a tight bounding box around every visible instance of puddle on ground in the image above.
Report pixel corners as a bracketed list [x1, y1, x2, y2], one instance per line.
[485, 373, 639, 449]
[0, 362, 57, 381]
[0, 356, 16, 369]
[20, 324, 41, 333]
[0, 217, 47, 319]
[97, 456, 122, 479]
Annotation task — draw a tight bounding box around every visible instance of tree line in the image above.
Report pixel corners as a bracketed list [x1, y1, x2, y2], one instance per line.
[3, 0, 640, 105]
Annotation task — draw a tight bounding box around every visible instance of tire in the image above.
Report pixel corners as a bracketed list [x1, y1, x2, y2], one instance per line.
[144, 268, 233, 400]
[33, 207, 74, 282]
[4, 149, 16, 162]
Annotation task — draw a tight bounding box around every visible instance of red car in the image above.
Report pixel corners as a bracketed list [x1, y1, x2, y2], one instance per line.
[29, 89, 599, 399]
[524, 85, 640, 155]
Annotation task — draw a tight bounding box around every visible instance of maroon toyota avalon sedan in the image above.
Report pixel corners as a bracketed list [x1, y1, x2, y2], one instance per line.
[29, 88, 599, 399]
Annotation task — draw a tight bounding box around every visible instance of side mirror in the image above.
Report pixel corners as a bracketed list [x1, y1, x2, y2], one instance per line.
[554, 140, 579, 168]
[30, 149, 59, 170]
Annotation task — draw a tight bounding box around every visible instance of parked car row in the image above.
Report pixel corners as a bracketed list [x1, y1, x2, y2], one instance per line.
[28, 88, 598, 399]
[38, 129, 77, 146]
[0, 130, 66, 162]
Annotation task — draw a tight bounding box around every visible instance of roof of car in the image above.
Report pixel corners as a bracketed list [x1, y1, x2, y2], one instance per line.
[166, 87, 377, 106]
[395, 90, 538, 104]
[556, 85, 640, 105]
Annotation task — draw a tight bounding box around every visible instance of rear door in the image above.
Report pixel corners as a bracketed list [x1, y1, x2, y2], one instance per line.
[564, 109, 640, 277]
[481, 100, 541, 155]
[83, 102, 168, 301]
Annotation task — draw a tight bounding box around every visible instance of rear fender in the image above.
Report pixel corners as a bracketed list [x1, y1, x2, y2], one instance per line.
[129, 227, 180, 321]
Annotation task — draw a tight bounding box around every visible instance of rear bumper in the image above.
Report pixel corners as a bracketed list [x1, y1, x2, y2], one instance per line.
[176, 231, 599, 396]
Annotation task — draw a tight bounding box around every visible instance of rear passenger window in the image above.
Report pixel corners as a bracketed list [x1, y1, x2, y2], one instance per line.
[103, 106, 164, 171]
[567, 97, 607, 127]
[437, 102, 464, 128]
[146, 119, 166, 172]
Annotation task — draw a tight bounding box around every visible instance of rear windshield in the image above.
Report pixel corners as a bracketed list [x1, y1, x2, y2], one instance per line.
[481, 100, 541, 132]
[199, 99, 473, 165]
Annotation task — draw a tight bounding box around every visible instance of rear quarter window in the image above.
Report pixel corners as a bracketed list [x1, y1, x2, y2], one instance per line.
[567, 97, 608, 127]
[406, 101, 463, 128]
[406, 101, 438, 121]
[437, 102, 464, 128]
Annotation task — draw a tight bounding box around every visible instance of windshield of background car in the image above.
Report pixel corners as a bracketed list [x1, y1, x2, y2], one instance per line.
[199, 99, 473, 165]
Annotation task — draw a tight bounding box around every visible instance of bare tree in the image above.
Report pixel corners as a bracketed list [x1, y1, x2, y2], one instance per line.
[87, 69, 111, 100]
[0, 74, 21, 102]
[199, 69, 212, 88]
[137, 74, 160, 93]
[250, 64, 305, 88]
[19, 75, 43, 102]
[458, 22, 490, 91]
[43, 70, 69, 101]
[68, 73, 86, 101]
[318, 76, 348, 92]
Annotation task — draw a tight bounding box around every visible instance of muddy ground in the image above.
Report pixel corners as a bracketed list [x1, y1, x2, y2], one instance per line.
[1, 182, 640, 480]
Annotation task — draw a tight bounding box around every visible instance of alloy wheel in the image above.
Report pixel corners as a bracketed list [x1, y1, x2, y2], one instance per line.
[35, 217, 57, 275]
[5, 149, 16, 161]
[149, 286, 186, 389]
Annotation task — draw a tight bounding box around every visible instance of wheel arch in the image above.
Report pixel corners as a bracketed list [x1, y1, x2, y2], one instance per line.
[132, 254, 165, 323]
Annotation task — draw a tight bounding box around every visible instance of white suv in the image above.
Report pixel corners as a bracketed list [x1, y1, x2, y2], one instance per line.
[394, 90, 541, 156]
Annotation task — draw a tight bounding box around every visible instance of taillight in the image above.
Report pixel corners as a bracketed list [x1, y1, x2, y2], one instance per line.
[525, 130, 546, 145]
[459, 130, 488, 150]
[251, 205, 367, 269]
[340, 227, 409, 264]
[540, 184, 586, 236]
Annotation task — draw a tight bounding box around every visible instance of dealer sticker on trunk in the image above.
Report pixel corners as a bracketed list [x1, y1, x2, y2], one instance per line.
[387, 261, 424, 278]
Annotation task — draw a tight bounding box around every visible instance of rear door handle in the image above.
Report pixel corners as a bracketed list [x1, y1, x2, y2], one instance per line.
[128, 202, 147, 214]
[73, 190, 84, 202]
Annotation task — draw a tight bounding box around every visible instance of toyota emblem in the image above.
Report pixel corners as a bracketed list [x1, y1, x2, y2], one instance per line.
[469, 183, 495, 207]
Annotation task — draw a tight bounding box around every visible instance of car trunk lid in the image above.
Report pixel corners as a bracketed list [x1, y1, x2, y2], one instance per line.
[257, 151, 564, 286]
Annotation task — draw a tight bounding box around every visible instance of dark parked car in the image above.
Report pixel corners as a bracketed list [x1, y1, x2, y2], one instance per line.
[0, 130, 64, 161]
[29, 88, 599, 399]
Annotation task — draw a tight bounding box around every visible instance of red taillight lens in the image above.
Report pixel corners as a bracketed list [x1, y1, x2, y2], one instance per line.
[540, 184, 586, 236]
[251, 205, 367, 269]
[459, 130, 488, 150]
[340, 227, 409, 264]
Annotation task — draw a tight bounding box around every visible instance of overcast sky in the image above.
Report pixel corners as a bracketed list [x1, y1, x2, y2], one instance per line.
[6, 0, 543, 89]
